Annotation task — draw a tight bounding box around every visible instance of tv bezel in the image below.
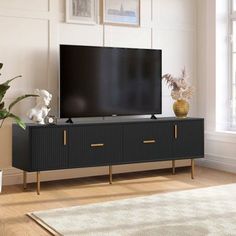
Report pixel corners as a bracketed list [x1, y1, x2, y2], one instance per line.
[59, 44, 162, 119]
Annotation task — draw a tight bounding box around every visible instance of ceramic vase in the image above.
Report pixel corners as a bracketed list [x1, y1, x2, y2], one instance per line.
[173, 99, 189, 118]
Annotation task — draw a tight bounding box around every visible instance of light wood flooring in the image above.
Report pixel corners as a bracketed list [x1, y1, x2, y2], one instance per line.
[1, 166, 236, 236]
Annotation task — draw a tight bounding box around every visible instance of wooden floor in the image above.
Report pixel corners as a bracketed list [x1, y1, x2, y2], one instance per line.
[0, 166, 236, 236]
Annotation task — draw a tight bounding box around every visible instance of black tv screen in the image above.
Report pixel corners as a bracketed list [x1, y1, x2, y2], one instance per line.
[60, 45, 162, 118]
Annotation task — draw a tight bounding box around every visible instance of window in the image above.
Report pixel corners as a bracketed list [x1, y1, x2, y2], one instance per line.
[230, 0, 236, 128]
[234, 0, 236, 11]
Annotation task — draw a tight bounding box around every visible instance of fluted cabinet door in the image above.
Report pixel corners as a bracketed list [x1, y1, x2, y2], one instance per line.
[172, 120, 204, 159]
[31, 127, 68, 171]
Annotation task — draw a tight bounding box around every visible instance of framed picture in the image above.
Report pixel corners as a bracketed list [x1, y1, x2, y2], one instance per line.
[66, 0, 98, 24]
[103, 0, 140, 27]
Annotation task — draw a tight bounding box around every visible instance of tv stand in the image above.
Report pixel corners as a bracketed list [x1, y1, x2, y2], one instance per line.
[12, 117, 204, 195]
[66, 118, 73, 124]
[151, 114, 157, 119]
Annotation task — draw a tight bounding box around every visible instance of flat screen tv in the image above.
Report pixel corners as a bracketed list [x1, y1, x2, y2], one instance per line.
[60, 45, 162, 118]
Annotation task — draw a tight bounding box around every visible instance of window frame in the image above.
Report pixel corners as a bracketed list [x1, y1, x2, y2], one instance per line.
[229, 0, 236, 130]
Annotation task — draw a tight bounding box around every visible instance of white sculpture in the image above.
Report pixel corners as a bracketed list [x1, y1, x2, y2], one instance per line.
[27, 89, 52, 124]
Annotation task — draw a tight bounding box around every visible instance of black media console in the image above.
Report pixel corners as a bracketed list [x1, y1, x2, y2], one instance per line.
[12, 117, 204, 194]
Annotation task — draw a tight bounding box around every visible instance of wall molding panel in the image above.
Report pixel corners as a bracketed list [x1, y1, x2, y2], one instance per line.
[0, 1, 49, 12]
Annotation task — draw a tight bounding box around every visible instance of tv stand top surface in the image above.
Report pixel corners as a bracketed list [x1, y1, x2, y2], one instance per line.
[18, 117, 204, 128]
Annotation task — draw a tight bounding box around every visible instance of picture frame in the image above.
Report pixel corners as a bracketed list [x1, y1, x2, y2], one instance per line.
[103, 0, 140, 27]
[66, 0, 98, 25]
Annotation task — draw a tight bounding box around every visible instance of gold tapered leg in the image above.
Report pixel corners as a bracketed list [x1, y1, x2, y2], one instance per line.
[109, 166, 112, 184]
[23, 171, 27, 190]
[172, 160, 176, 175]
[37, 171, 40, 195]
[191, 159, 195, 179]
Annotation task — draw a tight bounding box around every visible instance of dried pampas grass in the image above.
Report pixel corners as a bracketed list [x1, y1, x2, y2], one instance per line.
[162, 68, 194, 101]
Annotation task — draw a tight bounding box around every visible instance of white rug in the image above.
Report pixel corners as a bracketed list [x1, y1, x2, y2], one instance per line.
[28, 184, 236, 236]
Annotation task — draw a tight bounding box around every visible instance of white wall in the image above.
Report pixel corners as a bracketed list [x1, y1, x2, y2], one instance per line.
[0, 0, 198, 185]
[197, 0, 236, 174]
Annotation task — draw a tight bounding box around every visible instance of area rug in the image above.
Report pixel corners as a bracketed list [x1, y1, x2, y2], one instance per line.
[27, 184, 236, 236]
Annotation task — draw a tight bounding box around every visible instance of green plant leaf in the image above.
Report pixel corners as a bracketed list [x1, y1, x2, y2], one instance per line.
[2, 75, 22, 86]
[0, 102, 4, 110]
[0, 84, 10, 103]
[8, 94, 38, 111]
[0, 109, 8, 119]
[8, 113, 26, 130]
[0, 110, 26, 129]
[0, 75, 22, 103]
[0, 63, 3, 75]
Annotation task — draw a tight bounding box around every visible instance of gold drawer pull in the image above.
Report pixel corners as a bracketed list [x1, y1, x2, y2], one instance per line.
[63, 130, 67, 146]
[91, 143, 104, 148]
[174, 125, 178, 139]
[143, 140, 156, 144]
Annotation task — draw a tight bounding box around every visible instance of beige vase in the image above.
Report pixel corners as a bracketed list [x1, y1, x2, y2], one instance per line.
[173, 99, 189, 118]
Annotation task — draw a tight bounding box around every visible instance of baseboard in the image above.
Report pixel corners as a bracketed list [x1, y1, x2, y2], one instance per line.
[2, 160, 190, 186]
[196, 154, 236, 174]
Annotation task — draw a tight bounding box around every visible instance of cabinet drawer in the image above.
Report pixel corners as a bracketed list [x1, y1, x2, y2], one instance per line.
[124, 122, 172, 163]
[69, 125, 122, 167]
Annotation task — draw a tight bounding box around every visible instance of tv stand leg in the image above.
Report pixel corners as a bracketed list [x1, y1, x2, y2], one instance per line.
[172, 160, 175, 175]
[37, 171, 40, 195]
[23, 171, 27, 190]
[109, 166, 112, 184]
[191, 159, 195, 179]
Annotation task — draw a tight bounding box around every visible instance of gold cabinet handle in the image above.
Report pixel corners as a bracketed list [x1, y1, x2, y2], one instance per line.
[91, 143, 104, 148]
[63, 130, 67, 145]
[143, 140, 156, 144]
[174, 125, 178, 139]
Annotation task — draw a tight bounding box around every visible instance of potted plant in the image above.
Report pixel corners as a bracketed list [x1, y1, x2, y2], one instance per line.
[162, 68, 194, 118]
[0, 63, 37, 192]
